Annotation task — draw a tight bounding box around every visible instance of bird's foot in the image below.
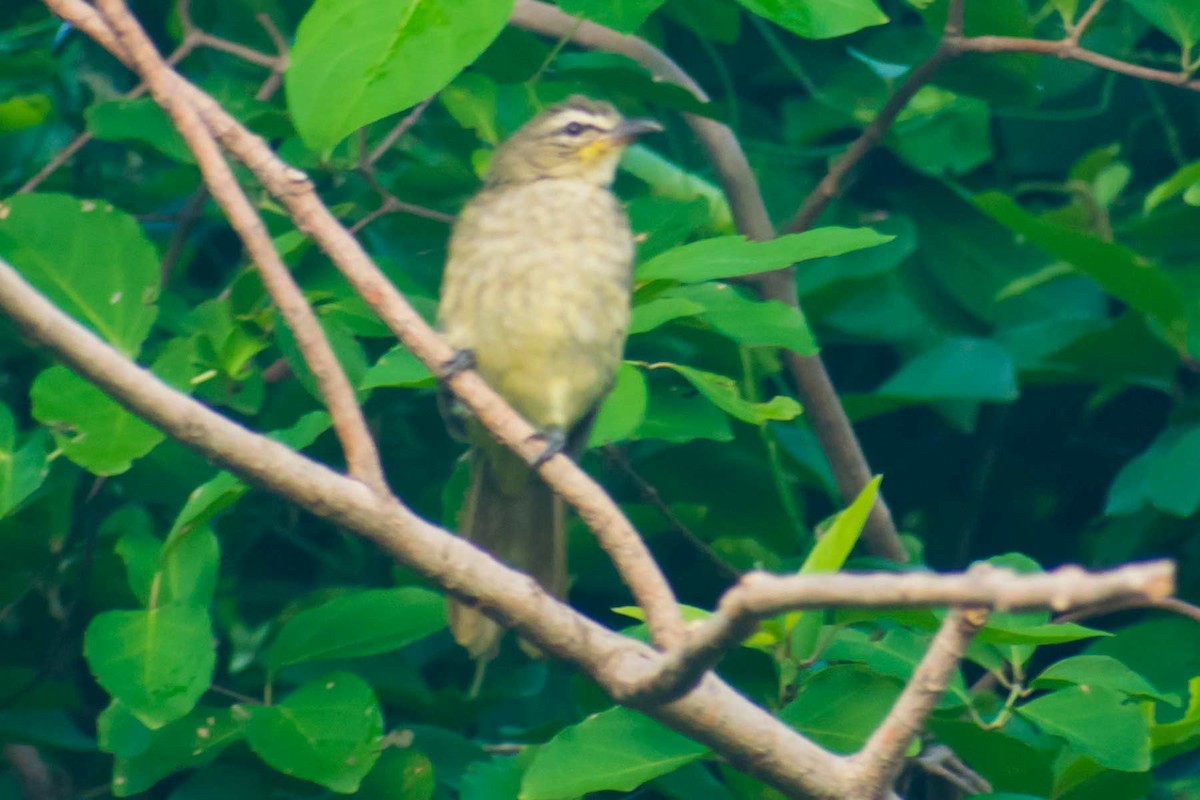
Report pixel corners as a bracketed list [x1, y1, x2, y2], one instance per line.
[440, 348, 476, 379]
[530, 426, 567, 468]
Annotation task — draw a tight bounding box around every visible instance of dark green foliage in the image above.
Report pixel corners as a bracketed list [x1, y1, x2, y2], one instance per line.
[2, 0, 1200, 798]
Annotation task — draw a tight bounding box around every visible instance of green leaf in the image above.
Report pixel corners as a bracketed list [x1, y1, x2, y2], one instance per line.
[168, 412, 331, 538]
[1151, 677, 1200, 760]
[824, 627, 971, 707]
[557, 0, 667, 32]
[462, 753, 534, 800]
[245, 672, 383, 793]
[785, 477, 881, 658]
[800, 476, 880, 574]
[1030, 655, 1179, 705]
[663, 284, 817, 355]
[975, 620, 1109, 645]
[637, 228, 893, 283]
[1125, 0, 1200, 49]
[264, 588, 447, 672]
[113, 504, 219, 610]
[634, 376, 733, 442]
[358, 749, 436, 800]
[0, 193, 159, 356]
[0, 402, 49, 517]
[1107, 425, 1200, 517]
[286, 0, 515, 150]
[361, 345, 436, 389]
[650, 363, 802, 425]
[629, 296, 705, 334]
[0, 93, 52, 132]
[31, 366, 165, 476]
[109, 705, 245, 796]
[927, 720, 1053, 796]
[519, 707, 706, 799]
[846, 338, 1018, 420]
[733, 0, 887, 39]
[975, 191, 1188, 346]
[84, 607, 216, 729]
[1017, 685, 1150, 771]
[275, 312, 369, 402]
[588, 363, 649, 447]
[86, 98, 194, 163]
[780, 665, 902, 753]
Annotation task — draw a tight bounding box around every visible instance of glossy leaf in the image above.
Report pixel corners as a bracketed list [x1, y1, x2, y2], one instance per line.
[86, 99, 194, 163]
[84, 607, 216, 729]
[108, 705, 245, 796]
[652, 363, 802, 425]
[588, 362, 649, 446]
[781, 666, 902, 753]
[1018, 685, 1150, 771]
[520, 707, 707, 799]
[1125, 0, 1200, 48]
[637, 228, 893, 283]
[663, 284, 817, 354]
[246, 672, 383, 792]
[264, 588, 447, 672]
[1030, 655, 1179, 705]
[287, 0, 514, 150]
[976, 191, 1188, 346]
[0, 402, 49, 517]
[557, 0, 667, 32]
[0, 193, 159, 356]
[734, 0, 887, 39]
[31, 366, 165, 476]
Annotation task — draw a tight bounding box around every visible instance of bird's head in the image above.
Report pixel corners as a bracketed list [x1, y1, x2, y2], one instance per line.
[485, 95, 662, 186]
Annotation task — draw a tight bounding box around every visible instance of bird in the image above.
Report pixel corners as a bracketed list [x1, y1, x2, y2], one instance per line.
[436, 95, 662, 661]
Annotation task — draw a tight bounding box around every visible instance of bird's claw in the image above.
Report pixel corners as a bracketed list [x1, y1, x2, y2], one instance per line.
[440, 348, 476, 379]
[530, 427, 567, 468]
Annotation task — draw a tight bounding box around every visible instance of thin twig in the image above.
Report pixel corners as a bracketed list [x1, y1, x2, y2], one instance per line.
[603, 445, 741, 581]
[367, 95, 435, 166]
[93, 0, 389, 495]
[159, 186, 208, 287]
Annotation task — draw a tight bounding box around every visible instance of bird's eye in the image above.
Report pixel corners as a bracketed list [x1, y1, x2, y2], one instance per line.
[563, 121, 586, 136]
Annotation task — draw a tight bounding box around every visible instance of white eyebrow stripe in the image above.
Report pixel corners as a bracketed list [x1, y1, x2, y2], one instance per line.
[549, 109, 615, 131]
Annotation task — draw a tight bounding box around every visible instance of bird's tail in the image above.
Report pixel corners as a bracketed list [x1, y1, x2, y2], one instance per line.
[449, 444, 566, 660]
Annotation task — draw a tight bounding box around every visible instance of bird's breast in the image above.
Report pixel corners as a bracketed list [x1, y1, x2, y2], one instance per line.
[438, 180, 635, 430]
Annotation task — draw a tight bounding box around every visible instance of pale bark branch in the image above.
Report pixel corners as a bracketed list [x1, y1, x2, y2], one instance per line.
[509, 0, 909, 564]
[41, 0, 688, 651]
[848, 609, 987, 797]
[0, 248, 1181, 796]
[0, 254, 845, 798]
[93, 0, 388, 495]
[615, 560, 1174, 703]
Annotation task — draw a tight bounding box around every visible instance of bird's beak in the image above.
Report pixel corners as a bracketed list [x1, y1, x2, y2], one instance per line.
[612, 118, 664, 144]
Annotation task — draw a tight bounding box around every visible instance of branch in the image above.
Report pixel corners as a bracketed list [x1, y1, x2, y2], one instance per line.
[42, 0, 687, 651]
[0, 254, 846, 799]
[613, 561, 1174, 703]
[509, 0, 909, 563]
[3, 744, 61, 800]
[848, 609, 987, 796]
[93, 0, 388, 495]
[0, 250, 1180, 796]
[954, 36, 1200, 91]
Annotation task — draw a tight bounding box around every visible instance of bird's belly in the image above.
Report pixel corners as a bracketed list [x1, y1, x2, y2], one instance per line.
[470, 270, 628, 430]
[440, 180, 634, 430]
